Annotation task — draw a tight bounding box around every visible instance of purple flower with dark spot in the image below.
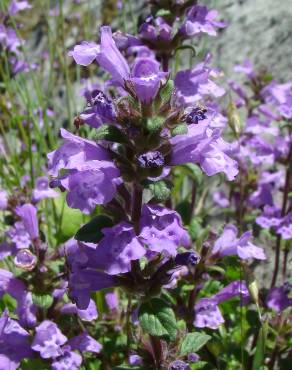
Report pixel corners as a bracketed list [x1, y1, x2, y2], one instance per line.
[185, 107, 207, 124]
[137, 150, 164, 168]
[32, 177, 59, 202]
[168, 359, 190, 370]
[139, 204, 190, 256]
[51, 350, 82, 370]
[80, 89, 116, 128]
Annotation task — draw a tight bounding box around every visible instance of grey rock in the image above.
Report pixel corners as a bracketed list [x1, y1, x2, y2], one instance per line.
[206, 0, 292, 81]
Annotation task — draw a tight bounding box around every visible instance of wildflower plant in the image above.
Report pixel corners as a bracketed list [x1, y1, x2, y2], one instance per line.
[0, 0, 291, 369]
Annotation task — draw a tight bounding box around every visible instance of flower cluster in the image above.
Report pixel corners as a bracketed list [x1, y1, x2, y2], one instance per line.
[0, 0, 291, 369]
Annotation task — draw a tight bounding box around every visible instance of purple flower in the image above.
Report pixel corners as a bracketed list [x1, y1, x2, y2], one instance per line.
[234, 60, 255, 78]
[0, 268, 37, 327]
[32, 177, 59, 202]
[31, 321, 67, 359]
[188, 353, 200, 363]
[68, 332, 102, 353]
[212, 224, 266, 260]
[256, 205, 282, 229]
[139, 204, 190, 256]
[15, 203, 39, 240]
[0, 310, 33, 369]
[180, 5, 226, 37]
[7, 221, 31, 249]
[65, 162, 120, 214]
[8, 0, 31, 15]
[212, 191, 230, 208]
[48, 129, 120, 213]
[129, 354, 143, 366]
[47, 128, 109, 176]
[93, 222, 145, 274]
[213, 281, 250, 304]
[0, 189, 8, 210]
[266, 283, 292, 312]
[137, 150, 164, 168]
[169, 360, 190, 370]
[277, 212, 292, 240]
[60, 299, 98, 321]
[69, 269, 119, 310]
[68, 41, 100, 66]
[130, 57, 167, 103]
[194, 298, 224, 329]
[70, 27, 167, 103]
[174, 63, 225, 105]
[105, 291, 119, 311]
[14, 249, 37, 271]
[170, 124, 238, 181]
[80, 89, 116, 128]
[139, 16, 172, 42]
[52, 350, 82, 370]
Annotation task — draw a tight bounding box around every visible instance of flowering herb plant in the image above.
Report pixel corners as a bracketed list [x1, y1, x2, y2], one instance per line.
[0, 0, 291, 369]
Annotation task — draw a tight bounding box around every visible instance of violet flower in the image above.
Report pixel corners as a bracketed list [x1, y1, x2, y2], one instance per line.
[80, 89, 116, 128]
[60, 299, 98, 321]
[15, 203, 39, 240]
[170, 123, 238, 181]
[0, 310, 33, 369]
[8, 0, 31, 15]
[92, 222, 145, 275]
[180, 5, 226, 37]
[266, 282, 292, 312]
[32, 176, 59, 202]
[69, 26, 167, 103]
[0, 189, 8, 210]
[31, 321, 68, 359]
[48, 128, 120, 214]
[139, 204, 190, 256]
[105, 291, 119, 311]
[212, 224, 266, 260]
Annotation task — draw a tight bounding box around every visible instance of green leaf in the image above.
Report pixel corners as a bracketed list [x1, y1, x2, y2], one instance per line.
[96, 125, 127, 143]
[138, 298, 177, 341]
[75, 215, 113, 243]
[190, 362, 216, 370]
[180, 332, 211, 355]
[252, 323, 268, 370]
[32, 294, 54, 309]
[180, 164, 203, 186]
[159, 79, 174, 104]
[53, 194, 88, 243]
[146, 116, 165, 133]
[172, 123, 188, 136]
[156, 9, 171, 17]
[149, 181, 171, 201]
